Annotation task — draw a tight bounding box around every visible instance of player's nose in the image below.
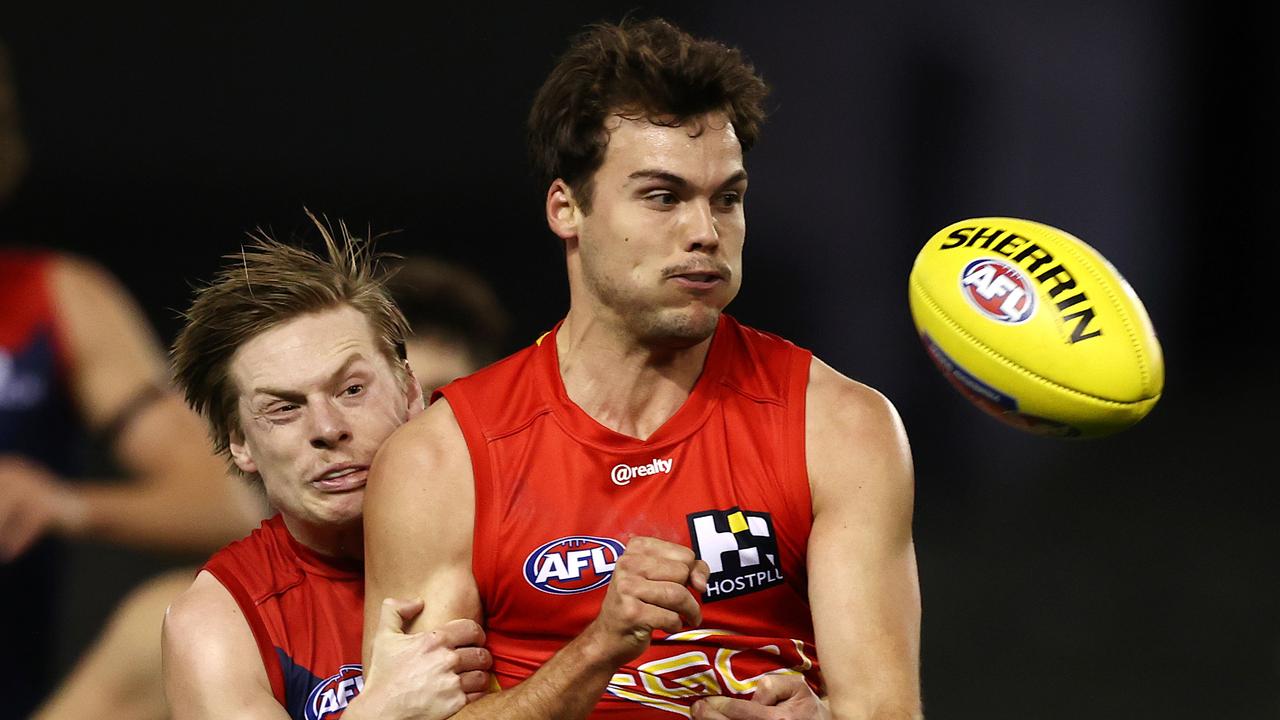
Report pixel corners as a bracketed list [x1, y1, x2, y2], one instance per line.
[309, 400, 352, 448]
[682, 199, 719, 253]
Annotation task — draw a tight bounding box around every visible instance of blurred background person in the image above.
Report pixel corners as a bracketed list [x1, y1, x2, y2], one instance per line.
[31, 247, 509, 720]
[383, 254, 510, 395]
[0, 40, 266, 717]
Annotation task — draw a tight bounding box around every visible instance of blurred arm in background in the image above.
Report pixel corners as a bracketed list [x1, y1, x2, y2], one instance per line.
[0, 251, 267, 560]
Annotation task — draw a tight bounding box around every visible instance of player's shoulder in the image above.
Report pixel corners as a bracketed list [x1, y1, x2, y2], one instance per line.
[383, 391, 465, 454]
[371, 392, 472, 496]
[163, 570, 246, 650]
[806, 355, 906, 444]
[46, 252, 134, 307]
[163, 569, 277, 709]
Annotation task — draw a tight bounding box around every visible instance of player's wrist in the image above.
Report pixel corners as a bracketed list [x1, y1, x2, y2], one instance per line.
[53, 483, 88, 537]
[340, 689, 395, 720]
[574, 618, 641, 672]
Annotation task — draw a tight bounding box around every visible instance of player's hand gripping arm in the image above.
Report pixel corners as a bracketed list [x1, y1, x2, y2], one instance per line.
[162, 571, 489, 720]
[363, 398, 710, 720]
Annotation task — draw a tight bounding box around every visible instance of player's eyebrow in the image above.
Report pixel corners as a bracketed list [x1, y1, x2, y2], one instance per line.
[251, 354, 369, 402]
[628, 169, 689, 187]
[627, 169, 749, 189]
[717, 169, 749, 189]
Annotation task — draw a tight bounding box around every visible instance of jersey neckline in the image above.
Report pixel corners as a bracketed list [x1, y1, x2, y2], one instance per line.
[272, 514, 364, 581]
[533, 314, 734, 451]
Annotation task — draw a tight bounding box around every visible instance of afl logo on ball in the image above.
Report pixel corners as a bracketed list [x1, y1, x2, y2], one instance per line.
[523, 535, 624, 595]
[960, 259, 1036, 323]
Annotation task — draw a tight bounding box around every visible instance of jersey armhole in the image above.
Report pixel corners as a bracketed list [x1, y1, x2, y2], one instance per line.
[33, 254, 77, 389]
[203, 566, 287, 704]
[786, 347, 815, 524]
[437, 386, 497, 612]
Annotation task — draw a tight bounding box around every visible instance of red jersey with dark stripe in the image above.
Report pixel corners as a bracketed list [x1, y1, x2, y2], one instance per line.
[0, 250, 79, 473]
[202, 514, 364, 720]
[0, 249, 85, 716]
[439, 314, 822, 718]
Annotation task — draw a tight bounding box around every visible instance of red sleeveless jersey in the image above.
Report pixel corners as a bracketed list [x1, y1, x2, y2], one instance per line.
[202, 514, 364, 720]
[439, 314, 822, 718]
[1, 250, 85, 715]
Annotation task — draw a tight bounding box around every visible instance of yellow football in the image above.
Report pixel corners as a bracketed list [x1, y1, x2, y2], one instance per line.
[907, 217, 1163, 438]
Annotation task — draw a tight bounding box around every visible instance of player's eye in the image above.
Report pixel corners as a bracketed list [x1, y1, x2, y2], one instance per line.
[341, 384, 364, 398]
[644, 191, 678, 207]
[264, 403, 300, 420]
[716, 192, 743, 209]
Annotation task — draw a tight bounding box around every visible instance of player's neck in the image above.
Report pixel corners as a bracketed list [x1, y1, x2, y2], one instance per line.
[555, 309, 713, 440]
[282, 514, 363, 562]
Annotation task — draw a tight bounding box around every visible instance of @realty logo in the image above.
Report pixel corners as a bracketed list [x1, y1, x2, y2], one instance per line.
[611, 457, 673, 486]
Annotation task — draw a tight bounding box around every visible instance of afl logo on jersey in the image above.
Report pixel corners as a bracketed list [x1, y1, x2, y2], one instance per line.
[523, 535, 624, 595]
[960, 258, 1036, 323]
[305, 664, 363, 720]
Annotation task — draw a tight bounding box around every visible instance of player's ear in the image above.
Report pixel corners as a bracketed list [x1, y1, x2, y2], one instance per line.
[228, 429, 257, 474]
[403, 363, 426, 418]
[546, 179, 581, 242]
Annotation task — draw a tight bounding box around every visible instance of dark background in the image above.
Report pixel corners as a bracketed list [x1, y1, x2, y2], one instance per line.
[1, 2, 1275, 717]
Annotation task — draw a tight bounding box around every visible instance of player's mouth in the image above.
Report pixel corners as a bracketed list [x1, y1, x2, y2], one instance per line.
[667, 268, 727, 291]
[310, 464, 368, 492]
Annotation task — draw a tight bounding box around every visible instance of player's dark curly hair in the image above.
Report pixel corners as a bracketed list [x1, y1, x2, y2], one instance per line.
[527, 17, 770, 213]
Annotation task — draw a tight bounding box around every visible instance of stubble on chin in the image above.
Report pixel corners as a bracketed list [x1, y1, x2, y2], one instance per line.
[629, 305, 721, 349]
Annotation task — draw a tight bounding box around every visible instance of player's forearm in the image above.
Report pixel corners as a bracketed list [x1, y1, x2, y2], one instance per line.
[452, 632, 618, 720]
[74, 478, 261, 552]
[831, 704, 923, 720]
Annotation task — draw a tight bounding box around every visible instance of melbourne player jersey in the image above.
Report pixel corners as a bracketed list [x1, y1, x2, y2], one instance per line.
[0, 249, 86, 715]
[0, 249, 81, 473]
[203, 514, 364, 720]
[439, 314, 822, 718]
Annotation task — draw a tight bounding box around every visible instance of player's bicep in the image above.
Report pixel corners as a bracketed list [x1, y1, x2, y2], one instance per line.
[362, 398, 480, 660]
[805, 360, 922, 718]
[50, 255, 168, 430]
[161, 572, 288, 720]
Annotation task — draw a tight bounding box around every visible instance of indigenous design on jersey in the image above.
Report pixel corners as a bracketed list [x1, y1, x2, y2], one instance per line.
[203, 514, 364, 719]
[439, 314, 823, 718]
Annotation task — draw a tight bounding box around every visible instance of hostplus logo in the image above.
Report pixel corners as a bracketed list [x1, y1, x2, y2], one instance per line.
[686, 507, 783, 602]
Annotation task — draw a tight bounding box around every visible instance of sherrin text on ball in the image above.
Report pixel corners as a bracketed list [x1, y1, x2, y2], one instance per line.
[908, 217, 1163, 438]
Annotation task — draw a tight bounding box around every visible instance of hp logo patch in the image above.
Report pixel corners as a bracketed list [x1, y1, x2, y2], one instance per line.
[524, 535, 625, 595]
[960, 258, 1036, 323]
[305, 664, 363, 720]
[687, 507, 783, 603]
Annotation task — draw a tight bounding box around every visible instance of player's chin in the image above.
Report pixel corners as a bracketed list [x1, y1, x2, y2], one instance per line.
[641, 305, 723, 347]
[309, 491, 365, 525]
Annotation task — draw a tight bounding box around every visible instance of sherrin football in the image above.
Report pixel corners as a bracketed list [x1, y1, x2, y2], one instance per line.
[908, 217, 1163, 438]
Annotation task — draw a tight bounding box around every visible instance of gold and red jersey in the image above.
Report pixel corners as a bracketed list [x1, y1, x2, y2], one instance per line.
[438, 314, 822, 718]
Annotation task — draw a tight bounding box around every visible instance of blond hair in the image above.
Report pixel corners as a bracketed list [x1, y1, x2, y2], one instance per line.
[172, 210, 409, 465]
